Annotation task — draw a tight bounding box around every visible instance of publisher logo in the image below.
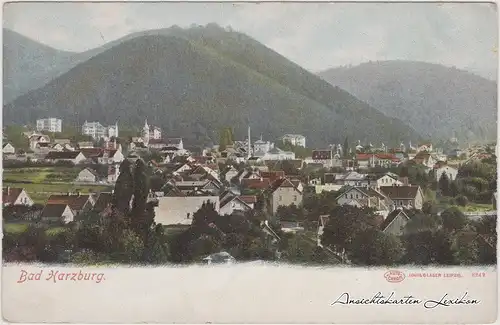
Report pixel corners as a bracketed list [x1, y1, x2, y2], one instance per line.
[384, 270, 405, 283]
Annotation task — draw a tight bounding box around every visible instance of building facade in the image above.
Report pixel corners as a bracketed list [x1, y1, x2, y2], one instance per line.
[36, 118, 62, 133]
[82, 121, 119, 139]
[282, 134, 306, 147]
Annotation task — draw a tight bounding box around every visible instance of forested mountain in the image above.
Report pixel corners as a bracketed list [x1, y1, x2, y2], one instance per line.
[2, 29, 81, 104]
[319, 60, 497, 143]
[3, 25, 422, 147]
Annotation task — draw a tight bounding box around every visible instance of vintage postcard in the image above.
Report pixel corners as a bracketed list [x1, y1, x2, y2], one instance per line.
[1, 1, 498, 323]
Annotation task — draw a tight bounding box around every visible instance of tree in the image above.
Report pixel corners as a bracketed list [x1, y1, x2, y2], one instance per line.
[439, 172, 450, 196]
[422, 201, 437, 215]
[192, 201, 220, 228]
[150, 175, 165, 192]
[440, 207, 467, 232]
[343, 137, 349, 158]
[281, 235, 316, 263]
[449, 180, 460, 197]
[218, 127, 234, 152]
[275, 204, 305, 222]
[321, 205, 380, 259]
[348, 229, 404, 266]
[453, 232, 480, 265]
[455, 195, 468, 207]
[131, 159, 151, 240]
[404, 211, 441, 233]
[113, 159, 134, 216]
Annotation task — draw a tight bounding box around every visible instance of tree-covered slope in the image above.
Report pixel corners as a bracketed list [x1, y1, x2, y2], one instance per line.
[2, 28, 81, 104]
[3, 26, 422, 147]
[319, 60, 497, 143]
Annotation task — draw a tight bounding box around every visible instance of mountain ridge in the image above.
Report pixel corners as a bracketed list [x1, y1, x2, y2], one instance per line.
[3, 27, 422, 147]
[319, 60, 497, 143]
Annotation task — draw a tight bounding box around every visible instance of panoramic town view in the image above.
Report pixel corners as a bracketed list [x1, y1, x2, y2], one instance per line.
[2, 2, 497, 266]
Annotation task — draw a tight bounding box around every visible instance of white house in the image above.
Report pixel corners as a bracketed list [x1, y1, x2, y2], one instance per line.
[219, 195, 252, 215]
[336, 186, 393, 216]
[224, 166, 239, 183]
[45, 151, 87, 164]
[373, 173, 404, 189]
[282, 134, 306, 147]
[154, 196, 220, 226]
[29, 134, 50, 150]
[434, 165, 459, 182]
[82, 121, 118, 139]
[417, 143, 433, 153]
[269, 178, 303, 214]
[36, 118, 62, 133]
[108, 164, 120, 183]
[40, 204, 75, 224]
[380, 209, 410, 236]
[2, 143, 15, 154]
[97, 149, 125, 164]
[76, 168, 99, 183]
[2, 187, 34, 207]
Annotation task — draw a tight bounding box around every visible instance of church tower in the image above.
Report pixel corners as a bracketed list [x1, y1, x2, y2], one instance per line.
[143, 119, 150, 146]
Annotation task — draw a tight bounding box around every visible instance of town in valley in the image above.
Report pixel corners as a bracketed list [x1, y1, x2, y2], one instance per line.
[2, 116, 497, 266]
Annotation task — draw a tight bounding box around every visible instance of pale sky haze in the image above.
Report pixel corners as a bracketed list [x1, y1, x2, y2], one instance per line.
[3, 2, 498, 79]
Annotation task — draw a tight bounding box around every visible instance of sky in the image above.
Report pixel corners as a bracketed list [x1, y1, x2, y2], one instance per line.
[3, 2, 499, 80]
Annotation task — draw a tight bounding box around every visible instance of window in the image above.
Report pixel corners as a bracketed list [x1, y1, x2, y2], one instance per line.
[293, 195, 297, 201]
[279, 195, 282, 201]
[350, 194, 353, 199]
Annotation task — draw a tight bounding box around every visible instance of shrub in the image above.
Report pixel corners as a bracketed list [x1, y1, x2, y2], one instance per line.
[455, 195, 468, 207]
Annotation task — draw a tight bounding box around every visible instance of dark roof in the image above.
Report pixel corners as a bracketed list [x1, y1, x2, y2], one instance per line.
[380, 186, 421, 199]
[240, 195, 257, 204]
[80, 167, 99, 178]
[45, 151, 82, 159]
[165, 138, 183, 145]
[312, 150, 332, 160]
[47, 194, 92, 211]
[270, 178, 300, 193]
[41, 204, 71, 220]
[80, 148, 103, 158]
[241, 178, 271, 190]
[379, 209, 410, 231]
[2, 187, 25, 205]
[260, 171, 285, 183]
[93, 192, 113, 213]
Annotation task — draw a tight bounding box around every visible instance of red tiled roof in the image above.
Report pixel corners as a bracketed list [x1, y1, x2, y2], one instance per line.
[45, 151, 82, 160]
[80, 148, 103, 158]
[2, 187, 24, 205]
[357, 153, 397, 160]
[239, 195, 257, 204]
[241, 178, 271, 189]
[270, 178, 300, 193]
[380, 186, 421, 199]
[40, 204, 71, 220]
[47, 194, 92, 211]
[260, 171, 285, 183]
[312, 150, 332, 160]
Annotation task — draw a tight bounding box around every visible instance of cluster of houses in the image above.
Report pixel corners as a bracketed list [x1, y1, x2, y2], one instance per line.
[4, 121, 497, 248]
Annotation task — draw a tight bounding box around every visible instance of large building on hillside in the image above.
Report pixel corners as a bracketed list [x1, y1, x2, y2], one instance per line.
[281, 134, 306, 147]
[82, 121, 119, 140]
[36, 118, 62, 133]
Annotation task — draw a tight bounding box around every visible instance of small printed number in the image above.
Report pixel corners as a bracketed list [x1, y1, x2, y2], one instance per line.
[472, 272, 486, 277]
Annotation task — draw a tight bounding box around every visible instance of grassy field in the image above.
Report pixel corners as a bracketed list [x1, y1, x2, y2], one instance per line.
[457, 203, 494, 213]
[3, 222, 30, 234]
[3, 223, 71, 238]
[3, 167, 80, 183]
[2, 182, 113, 204]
